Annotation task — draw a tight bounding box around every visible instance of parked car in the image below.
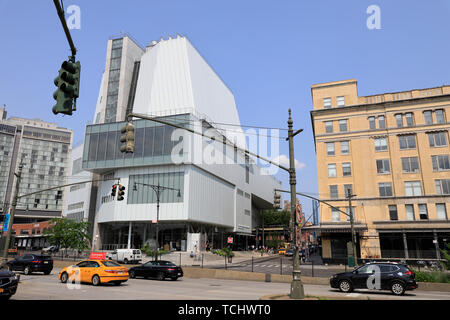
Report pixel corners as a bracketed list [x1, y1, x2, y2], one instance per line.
[0, 269, 19, 300]
[278, 248, 286, 255]
[285, 249, 293, 257]
[330, 262, 417, 296]
[6, 254, 53, 275]
[128, 260, 183, 281]
[41, 245, 59, 254]
[59, 259, 129, 286]
[106, 249, 142, 264]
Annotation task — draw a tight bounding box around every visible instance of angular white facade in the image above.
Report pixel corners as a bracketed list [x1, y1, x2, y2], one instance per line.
[65, 35, 281, 251]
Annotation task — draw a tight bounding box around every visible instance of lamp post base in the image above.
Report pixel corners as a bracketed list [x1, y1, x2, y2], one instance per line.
[290, 279, 305, 299]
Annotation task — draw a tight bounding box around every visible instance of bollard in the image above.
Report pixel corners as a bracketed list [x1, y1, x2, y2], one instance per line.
[225, 255, 227, 270]
[312, 260, 314, 277]
[252, 256, 254, 273]
[180, 252, 182, 267]
[265, 273, 271, 282]
[202, 254, 204, 269]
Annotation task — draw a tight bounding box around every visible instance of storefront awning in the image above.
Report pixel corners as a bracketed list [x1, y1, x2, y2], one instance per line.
[303, 223, 368, 233]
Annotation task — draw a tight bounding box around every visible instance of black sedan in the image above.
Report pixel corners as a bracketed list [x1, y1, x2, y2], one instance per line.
[128, 260, 183, 281]
[330, 262, 417, 296]
[6, 254, 53, 275]
[0, 269, 19, 300]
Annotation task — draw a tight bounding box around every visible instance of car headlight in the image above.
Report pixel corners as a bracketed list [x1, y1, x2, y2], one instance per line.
[9, 275, 17, 281]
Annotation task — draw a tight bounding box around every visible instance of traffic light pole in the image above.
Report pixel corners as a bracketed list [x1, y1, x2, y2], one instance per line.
[53, 0, 77, 57]
[347, 192, 358, 267]
[1, 162, 23, 266]
[275, 190, 359, 268]
[1, 176, 118, 267]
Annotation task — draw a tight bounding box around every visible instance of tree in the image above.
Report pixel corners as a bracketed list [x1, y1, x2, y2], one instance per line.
[263, 209, 290, 226]
[43, 218, 91, 253]
[440, 243, 450, 270]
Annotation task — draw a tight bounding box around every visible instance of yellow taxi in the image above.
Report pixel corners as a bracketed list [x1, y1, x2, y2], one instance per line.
[59, 259, 129, 286]
[278, 248, 286, 255]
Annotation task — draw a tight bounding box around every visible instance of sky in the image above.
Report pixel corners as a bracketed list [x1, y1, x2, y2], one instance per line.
[1, 0, 450, 217]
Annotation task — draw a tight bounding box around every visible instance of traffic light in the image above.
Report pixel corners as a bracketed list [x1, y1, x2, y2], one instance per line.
[273, 192, 281, 209]
[117, 184, 126, 201]
[52, 58, 81, 115]
[120, 122, 135, 153]
[111, 184, 117, 197]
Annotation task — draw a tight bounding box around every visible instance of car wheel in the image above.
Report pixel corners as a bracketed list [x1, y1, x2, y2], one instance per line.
[338, 280, 353, 293]
[123, 259, 128, 264]
[157, 272, 165, 281]
[60, 272, 68, 283]
[44, 270, 51, 275]
[0, 295, 11, 301]
[92, 275, 101, 286]
[24, 266, 32, 275]
[171, 277, 178, 281]
[129, 270, 136, 279]
[391, 282, 405, 296]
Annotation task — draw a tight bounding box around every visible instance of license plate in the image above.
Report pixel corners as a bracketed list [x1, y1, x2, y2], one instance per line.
[118, 272, 123, 274]
[44, 261, 49, 264]
[0, 288, 3, 293]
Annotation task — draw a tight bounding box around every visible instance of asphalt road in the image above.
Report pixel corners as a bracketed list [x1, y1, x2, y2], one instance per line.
[9, 267, 450, 300]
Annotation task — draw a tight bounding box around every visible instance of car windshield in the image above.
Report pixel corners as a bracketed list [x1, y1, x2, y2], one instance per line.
[101, 261, 121, 267]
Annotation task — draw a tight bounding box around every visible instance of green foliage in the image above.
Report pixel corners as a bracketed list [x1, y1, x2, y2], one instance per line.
[263, 209, 290, 227]
[440, 243, 450, 270]
[211, 248, 234, 257]
[141, 245, 169, 257]
[266, 239, 284, 248]
[412, 270, 450, 283]
[43, 218, 91, 252]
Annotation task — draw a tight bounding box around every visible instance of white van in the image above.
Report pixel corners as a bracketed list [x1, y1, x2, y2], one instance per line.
[106, 249, 142, 264]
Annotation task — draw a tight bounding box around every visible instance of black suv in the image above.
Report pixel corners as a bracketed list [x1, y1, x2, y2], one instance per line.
[330, 262, 417, 295]
[0, 269, 19, 300]
[6, 254, 53, 275]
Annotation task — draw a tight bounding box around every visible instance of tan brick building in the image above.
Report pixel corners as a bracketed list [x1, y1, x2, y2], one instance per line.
[308, 79, 450, 263]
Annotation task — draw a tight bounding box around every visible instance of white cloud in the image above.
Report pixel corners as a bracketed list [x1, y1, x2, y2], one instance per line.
[272, 154, 306, 170]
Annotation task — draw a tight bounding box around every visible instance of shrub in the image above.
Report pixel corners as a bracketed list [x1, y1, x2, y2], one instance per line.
[141, 245, 168, 257]
[211, 248, 234, 257]
[412, 270, 450, 283]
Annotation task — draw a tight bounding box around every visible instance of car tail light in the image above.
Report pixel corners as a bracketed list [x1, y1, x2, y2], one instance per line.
[404, 271, 414, 276]
[32, 260, 42, 263]
[167, 268, 175, 271]
[104, 269, 118, 273]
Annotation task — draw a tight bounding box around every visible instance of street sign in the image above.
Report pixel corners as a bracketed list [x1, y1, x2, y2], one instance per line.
[227, 237, 233, 244]
[3, 214, 10, 232]
[296, 204, 304, 226]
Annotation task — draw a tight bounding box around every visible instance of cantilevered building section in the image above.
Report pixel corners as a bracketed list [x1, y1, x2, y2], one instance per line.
[65, 35, 281, 251]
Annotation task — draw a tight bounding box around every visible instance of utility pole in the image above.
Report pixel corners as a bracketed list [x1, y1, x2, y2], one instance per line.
[347, 189, 358, 267]
[1, 162, 23, 266]
[287, 109, 305, 299]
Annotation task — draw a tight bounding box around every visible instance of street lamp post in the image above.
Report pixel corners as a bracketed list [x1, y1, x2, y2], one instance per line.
[287, 109, 305, 299]
[133, 182, 181, 261]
